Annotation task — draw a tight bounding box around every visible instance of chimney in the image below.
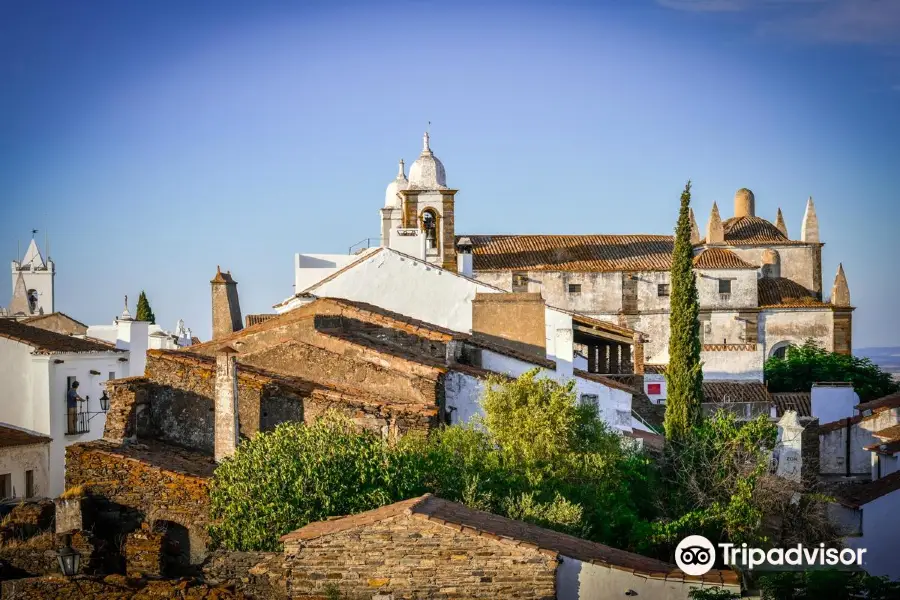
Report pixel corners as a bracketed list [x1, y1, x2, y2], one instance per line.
[801, 196, 819, 243]
[632, 332, 645, 376]
[689, 208, 700, 245]
[116, 296, 148, 376]
[215, 345, 240, 462]
[554, 328, 574, 379]
[706, 202, 724, 244]
[734, 188, 755, 218]
[775, 208, 788, 237]
[456, 237, 474, 277]
[471, 293, 546, 358]
[211, 266, 243, 340]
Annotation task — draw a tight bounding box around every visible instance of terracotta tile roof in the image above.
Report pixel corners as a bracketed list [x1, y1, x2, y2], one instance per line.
[720, 216, 805, 245]
[771, 392, 812, 417]
[758, 278, 828, 308]
[643, 364, 666, 375]
[818, 415, 865, 434]
[836, 471, 900, 508]
[692, 247, 757, 270]
[856, 391, 900, 414]
[210, 266, 236, 284]
[0, 319, 124, 355]
[702, 381, 770, 403]
[281, 494, 737, 585]
[245, 314, 277, 327]
[460, 234, 676, 272]
[873, 424, 900, 442]
[574, 370, 641, 394]
[22, 312, 88, 329]
[0, 423, 51, 448]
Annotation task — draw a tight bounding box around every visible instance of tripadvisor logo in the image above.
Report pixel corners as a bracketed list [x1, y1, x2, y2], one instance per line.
[675, 535, 867, 575]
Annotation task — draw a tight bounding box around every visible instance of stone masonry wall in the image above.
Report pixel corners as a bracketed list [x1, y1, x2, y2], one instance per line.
[65, 442, 212, 564]
[1, 574, 251, 599]
[0, 531, 99, 580]
[282, 514, 558, 599]
[202, 550, 288, 599]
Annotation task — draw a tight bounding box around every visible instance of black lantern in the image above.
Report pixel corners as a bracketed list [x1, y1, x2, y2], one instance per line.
[99, 391, 110, 412]
[57, 534, 80, 576]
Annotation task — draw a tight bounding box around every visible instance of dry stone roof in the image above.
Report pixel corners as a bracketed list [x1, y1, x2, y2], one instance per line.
[692, 247, 757, 270]
[758, 277, 827, 308]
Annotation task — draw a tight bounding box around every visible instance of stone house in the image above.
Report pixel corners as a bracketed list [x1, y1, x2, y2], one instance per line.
[0, 424, 50, 502]
[278, 494, 740, 599]
[18, 312, 87, 336]
[818, 390, 900, 480]
[0, 319, 128, 497]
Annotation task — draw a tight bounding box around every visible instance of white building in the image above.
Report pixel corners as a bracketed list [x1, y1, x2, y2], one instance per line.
[0, 423, 51, 502]
[0, 318, 128, 497]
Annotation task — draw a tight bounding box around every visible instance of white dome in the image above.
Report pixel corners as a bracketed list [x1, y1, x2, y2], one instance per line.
[384, 159, 408, 208]
[408, 132, 447, 189]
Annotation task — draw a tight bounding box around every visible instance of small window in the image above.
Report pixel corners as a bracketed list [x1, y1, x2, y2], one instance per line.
[568, 283, 582, 294]
[108, 371, 115, 381]
[512, 273, 528, 293]
[657, 284, 670, 297]
[718, 279, 732, 294]
[25, 470, 34, 498]
[581, 394, 599, 409]
[647, 383, 662, 395]
[0, 473, 11, 500]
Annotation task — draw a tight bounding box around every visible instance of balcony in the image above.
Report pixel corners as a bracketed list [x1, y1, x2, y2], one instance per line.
[66, 412, 89, 435]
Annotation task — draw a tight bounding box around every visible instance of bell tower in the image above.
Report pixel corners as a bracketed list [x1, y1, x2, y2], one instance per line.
[9, 234, 55, 316]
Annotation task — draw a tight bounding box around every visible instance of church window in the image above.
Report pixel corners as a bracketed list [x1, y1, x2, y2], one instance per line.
[718, 279, 732, 294]
[27, 289, 38, 313]
[568, 283, 582, 294]
[657, 284, 670, 297]
[512, 273, 528, 293]
[421, 210, 438, 250]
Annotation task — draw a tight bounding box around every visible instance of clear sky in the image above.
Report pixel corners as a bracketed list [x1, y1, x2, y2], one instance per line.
[1, 0, 898, 346]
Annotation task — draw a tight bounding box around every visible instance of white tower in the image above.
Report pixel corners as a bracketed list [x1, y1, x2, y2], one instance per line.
[9, 235, 55, 316]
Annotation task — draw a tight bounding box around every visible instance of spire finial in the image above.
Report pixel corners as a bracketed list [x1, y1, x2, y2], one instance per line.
[706, 202, 724, 244]
[120, 295, 133, 321]
[31, 229, 37, 238]
[831, 263, 850, 307]
[423, 129, 431, 152]
[775, 208, 788, 237]
[689, 207, 700, 244]
[398, 158, 406, 178]
[801, 196, 819, 243]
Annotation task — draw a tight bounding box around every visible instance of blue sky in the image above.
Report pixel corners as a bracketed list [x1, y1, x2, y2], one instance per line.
[1, 0, 898, 346]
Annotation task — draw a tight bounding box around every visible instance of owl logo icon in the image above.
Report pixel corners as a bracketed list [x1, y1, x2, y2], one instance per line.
[675, 535, 716, 576]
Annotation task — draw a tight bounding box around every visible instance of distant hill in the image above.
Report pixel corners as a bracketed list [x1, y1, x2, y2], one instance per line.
[857, 347, 900, 379]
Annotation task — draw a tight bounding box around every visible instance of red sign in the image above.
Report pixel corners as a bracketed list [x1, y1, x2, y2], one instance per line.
[647, 383, 662, 395]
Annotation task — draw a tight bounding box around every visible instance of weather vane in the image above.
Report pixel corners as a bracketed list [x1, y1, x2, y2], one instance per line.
[31, 229, 38, 237]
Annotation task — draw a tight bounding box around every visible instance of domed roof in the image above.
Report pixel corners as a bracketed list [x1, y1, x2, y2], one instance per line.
[408, 132, 447, 189]
[384, 159, 408, 208]
[721, 216, 790, 244]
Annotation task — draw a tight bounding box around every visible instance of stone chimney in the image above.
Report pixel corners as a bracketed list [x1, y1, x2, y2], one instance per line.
[689, 209, 700, 245]
[211, 266, 243, 340]
[471, 293, 546, 358]
[734, 188, 755, 218]
[456, 237, 474, 278]
[215, 345, 240, 462]
[775, 208, 788, 237]
[801, 196, 819, 243]
[706, 202, 724, 244]
[831, 263, 851, 307]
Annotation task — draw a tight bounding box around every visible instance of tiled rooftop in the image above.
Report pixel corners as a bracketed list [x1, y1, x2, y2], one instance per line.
[758, 277, 828, 308]
[76, 439, 217, 479]
[856, 391, 900, 414]
[836, 471, 900, 508]
[702, 381, 770, 404]
[460, 234, 676, 273]
[281, 494, 737, 585]
[718, 216, 805, 245]
[0, 423, 51, 448]
[692, 247, 757, 270]
[771, 392, 812, 418]
[0, 319, 124, 355]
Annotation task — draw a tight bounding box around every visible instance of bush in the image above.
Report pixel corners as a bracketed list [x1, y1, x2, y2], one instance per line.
[758, 570, 900, 600]
[765, 340, 898, 402]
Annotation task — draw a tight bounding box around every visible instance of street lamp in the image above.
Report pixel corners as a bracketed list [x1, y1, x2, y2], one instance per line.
[99, 391, 110, 412]
[57, 534, 80, 576]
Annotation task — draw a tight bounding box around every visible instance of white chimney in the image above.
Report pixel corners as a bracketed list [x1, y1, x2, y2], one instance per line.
[115, 296, 148, 377]
[811, 383, 859, 423]
[456, 237, 474, 277]
[215, 345, 240, 462]
[554, 328, 574, 379]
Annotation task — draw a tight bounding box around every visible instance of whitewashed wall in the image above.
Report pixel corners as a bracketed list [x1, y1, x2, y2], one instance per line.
[0, 337, 33, 427]
[701, 349, 764, 380]
[294, 253, 372, 295]
[761, 308, 833, 355]
[0, 440, 50, 500]
[695, 268, 758, 309]
[844, 491, 900, 580]
[812, 385, 859, 424]
[557, 556, 740, 599]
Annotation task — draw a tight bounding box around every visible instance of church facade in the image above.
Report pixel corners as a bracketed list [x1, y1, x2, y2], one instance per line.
[380, 133, 853, 380]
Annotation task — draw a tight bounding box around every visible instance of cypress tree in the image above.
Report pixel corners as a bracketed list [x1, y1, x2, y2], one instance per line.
[135, 290, 156, 324]
[664, 181, 703, 441]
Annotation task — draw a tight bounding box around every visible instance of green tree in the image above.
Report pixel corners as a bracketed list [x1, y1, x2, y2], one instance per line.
[664, 181, 703, 441]
[758, 571, 900, 600]
[765, 340, 898, 402]
[135, 291, 156, 324]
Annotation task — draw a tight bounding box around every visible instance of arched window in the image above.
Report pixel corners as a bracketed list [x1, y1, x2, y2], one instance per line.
[421, 209, 438, 250]
[770, 342, 793, 360]
[27, 289, 38, 313]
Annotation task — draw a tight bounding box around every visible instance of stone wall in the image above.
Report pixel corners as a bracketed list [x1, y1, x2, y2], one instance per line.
[0, 531, 99, 580]
[1, 574, 251, 599]
[471, 293, 547, 359]
[202, 550, 288, 599]
[102, 376, 150, 444]
[282, 513, 557, 599]
[65, 442, 212, 565]
[0, 500, 54, 544]
[124, 524, 164, 577]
